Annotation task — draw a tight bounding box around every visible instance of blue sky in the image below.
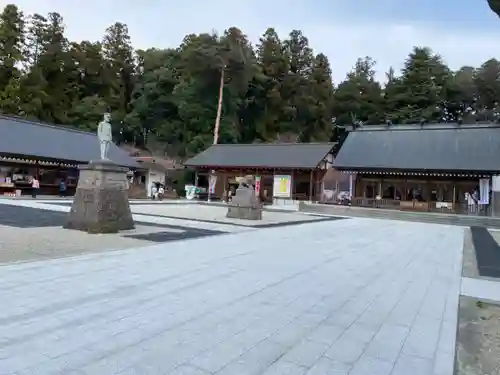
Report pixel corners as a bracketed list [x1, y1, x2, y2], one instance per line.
[4, 0, 500, 82]
[327, 0, 498, 28]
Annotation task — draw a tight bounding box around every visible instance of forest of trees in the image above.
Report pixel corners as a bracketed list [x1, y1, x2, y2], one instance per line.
[1, 4, 500, 159]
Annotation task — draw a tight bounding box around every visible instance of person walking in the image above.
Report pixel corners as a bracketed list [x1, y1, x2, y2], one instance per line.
[31, 177, 40, 198]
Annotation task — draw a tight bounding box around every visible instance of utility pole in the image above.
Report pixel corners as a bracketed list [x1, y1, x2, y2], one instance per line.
[213, 65, 225, 145]
[207, 64, 225, 202]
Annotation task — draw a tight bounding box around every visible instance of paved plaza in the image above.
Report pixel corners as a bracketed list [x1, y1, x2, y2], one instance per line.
[0, 200, 465, 374]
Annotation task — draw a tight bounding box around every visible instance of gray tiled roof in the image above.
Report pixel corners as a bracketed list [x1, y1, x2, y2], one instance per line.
[183, 143, 336, 169]
[0, 115, 137, 167]
[334, 124, 500, 172]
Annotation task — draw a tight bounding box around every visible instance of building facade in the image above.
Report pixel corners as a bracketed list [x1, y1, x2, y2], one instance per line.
[333, 123, 500, 215]
[183, 143, 336, 204]
[0, 115, 137, 196]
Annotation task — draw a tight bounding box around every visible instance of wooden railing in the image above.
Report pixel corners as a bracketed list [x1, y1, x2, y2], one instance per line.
[351, 198, 493, 216]
[351, 198, 401, 209]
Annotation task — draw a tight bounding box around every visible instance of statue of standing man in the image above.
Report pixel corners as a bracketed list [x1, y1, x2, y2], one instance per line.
[97, 113, 112, 160]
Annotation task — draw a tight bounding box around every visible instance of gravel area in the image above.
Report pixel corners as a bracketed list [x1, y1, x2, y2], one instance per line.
[458, 227, 500, 375]
[0, 225, 158, 264]
[456, 296, 500, 375]
[0, 200, 325, 265]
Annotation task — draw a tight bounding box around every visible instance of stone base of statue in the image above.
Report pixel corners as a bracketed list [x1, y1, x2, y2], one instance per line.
[226, 186, 262, 220]
[64, 160, 134, 233]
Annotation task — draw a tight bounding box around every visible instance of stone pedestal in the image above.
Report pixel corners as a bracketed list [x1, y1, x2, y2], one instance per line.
[226, 186, 262, 220]
[64, 160, 134, 233]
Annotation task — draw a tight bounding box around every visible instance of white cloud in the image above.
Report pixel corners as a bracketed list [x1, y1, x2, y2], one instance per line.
[4, 0, 500, 83]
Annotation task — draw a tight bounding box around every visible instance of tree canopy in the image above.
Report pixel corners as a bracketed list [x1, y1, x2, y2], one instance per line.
[1, 4, 500, 159]
[488, 0, 500, 18]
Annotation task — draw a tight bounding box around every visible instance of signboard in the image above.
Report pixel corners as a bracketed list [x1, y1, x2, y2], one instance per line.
[273, 175, 291, 198]
[493, 176, 500, 192]
[255, 176, 261, 195]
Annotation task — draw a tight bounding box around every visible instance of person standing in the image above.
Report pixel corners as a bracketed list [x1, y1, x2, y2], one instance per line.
[31, 177, 40, 198]
[158, 184, 164, 200]
[59, 179, 67, 197]
[151, 184, 157, 200]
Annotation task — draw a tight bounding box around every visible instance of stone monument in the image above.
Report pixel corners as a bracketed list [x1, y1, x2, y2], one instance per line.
[64, 113, 135, 233]
[226, 175, 263, 220]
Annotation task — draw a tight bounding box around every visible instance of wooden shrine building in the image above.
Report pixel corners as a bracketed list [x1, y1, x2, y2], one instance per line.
[183, 143, 336, 203]
[333, 122, 500, 214]
[0, 115, 137, 196]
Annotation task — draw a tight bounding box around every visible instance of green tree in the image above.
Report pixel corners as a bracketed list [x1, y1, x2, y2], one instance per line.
[20, 13, 50, 120]
[474, 58, 500, 121]
[333, 57, 384, 125]
[441, 66, 477, 122]
[253, 27, 289, 141]
[102, 22, 136, 119]
[126, 49, 182, 152]
[69, 41, 108, 99]
[0, 4, 24, 92]
[280, 29, 314, 139]
[300, 53, 334, 142]
[488, 0, 500, 17]
[68, 94, 108, 131]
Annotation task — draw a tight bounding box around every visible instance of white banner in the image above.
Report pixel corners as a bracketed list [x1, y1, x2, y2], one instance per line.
[209, 175, 217, 194]
[479, 178, 490, 204]
[493, 176, 500, 192]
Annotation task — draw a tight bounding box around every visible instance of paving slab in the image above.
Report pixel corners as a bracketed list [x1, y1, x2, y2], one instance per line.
[0, 215, 463, 375]
[461, 277, 500, 302]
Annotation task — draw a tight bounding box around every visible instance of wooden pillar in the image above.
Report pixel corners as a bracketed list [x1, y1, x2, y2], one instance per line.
[222, 172, 227, 200]
[309, 170, 313, 202]
[316, 171, 321, 202]
[349, 173, 354, 198]
[452, 184, 456, 208]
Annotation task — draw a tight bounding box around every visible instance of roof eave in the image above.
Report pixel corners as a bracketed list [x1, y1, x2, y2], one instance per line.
[334, 166, 500, 174]
[183, 164, 320, 170]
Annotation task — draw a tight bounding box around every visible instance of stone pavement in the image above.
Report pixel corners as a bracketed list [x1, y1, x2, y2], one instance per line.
[0, 216, 463, 375]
